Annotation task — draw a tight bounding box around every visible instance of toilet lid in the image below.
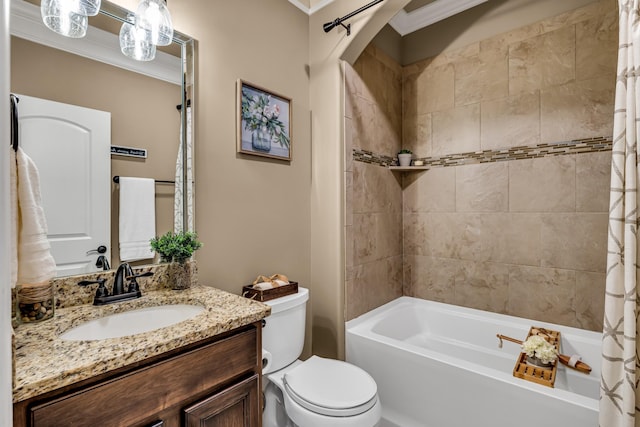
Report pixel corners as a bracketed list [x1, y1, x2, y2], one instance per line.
[283, 356, 378, 417]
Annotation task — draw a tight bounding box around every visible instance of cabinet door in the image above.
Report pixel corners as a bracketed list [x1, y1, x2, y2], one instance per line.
[183, 375, 260, 427]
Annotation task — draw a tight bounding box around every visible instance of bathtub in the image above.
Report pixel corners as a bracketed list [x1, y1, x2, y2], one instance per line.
[346, 297, 601, 427]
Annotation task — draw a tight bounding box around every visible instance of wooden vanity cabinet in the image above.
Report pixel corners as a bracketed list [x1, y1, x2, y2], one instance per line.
[13, 323, 262, 427]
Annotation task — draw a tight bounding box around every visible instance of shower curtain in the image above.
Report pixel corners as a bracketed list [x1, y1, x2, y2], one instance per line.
[174, 106, 193, 233]
[601, 1, 640, 425]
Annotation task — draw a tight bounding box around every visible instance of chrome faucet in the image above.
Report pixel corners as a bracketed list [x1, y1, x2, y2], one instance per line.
[78, 263, 153, 305]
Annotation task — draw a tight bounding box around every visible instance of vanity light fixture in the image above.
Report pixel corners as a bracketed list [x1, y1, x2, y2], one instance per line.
[41, 0, 89, 38]
[119, 13, 156, 62]
[134, 0, 173, 47]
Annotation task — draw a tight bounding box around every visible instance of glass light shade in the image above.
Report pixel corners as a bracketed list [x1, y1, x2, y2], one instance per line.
[41, 0, 88, 38]
[135, 0, 173, 46]
[75, 0, 102, 17]
[120, 17, 156, 62]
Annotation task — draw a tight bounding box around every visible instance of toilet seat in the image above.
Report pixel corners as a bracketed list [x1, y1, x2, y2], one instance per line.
[282, 356, 378, 417]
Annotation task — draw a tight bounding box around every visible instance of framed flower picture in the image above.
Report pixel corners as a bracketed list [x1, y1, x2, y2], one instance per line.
[237, 79, 292, 161]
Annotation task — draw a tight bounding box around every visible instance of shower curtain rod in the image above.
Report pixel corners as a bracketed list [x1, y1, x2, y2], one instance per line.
[323, 0, 384, 36]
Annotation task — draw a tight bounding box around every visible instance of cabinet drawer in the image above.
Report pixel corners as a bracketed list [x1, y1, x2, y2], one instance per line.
[30, 328, 258, 427]
[183, 375, 260, 427]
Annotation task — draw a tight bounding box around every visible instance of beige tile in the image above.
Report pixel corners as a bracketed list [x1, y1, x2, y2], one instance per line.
[347, 255, 403, 321]
[448, 213, 504, 263]
[402, 68, 420, 119]
[576, 8, 618, 81]
[353, 213, 376, 265]
[454, 260, 509, 313]
[496, 213, 542, 267]
[455, 47, 509, 106]
[353, 162, 402, 214]
[348, 260, 383, 320]
[403, 113, 432, 158]
[454, 213, 539, 264]
[351, 95, 376, 151]
[541, 213, 609, 272]
[456, 162, 508, 212]
[345, 224, 353, 268]
[540, 76, 615, 144]
[508, 265, 577, 327]
[387, 255, 404, 301]
[425, 212, 462, 259]
[403, 255, 458, 303]
[432, 103, 481, 156]
[576, 151, 612, 212]
[403, 212, 430, 257]
[403, 167, 456, 213]
[344, 62, 363, 99]
[378, 210, 403, 259]
[411, 62, 455, 115]
[344, 84, 354, 120]
[443, 42, 481, 65]
[509, 156, 576, 212]
[481, 91, 540, 150]
[345, 171, 353, 226]
[575, 270, 605, 332]
[345, 117, 353, 172]
[372, 104, 402, 156]
[509, 25, 576, 95]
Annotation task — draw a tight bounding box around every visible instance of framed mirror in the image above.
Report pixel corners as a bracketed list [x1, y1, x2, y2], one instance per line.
[10, 0, 195, 277]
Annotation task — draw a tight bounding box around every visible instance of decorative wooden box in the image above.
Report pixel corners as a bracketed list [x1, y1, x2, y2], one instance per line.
[512, 326, 560, 388]
[242, 281, 298, 302]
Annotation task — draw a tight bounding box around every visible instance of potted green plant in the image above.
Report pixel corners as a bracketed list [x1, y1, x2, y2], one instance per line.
[398, 149, 413, 167]
[150, 231, 202, 290]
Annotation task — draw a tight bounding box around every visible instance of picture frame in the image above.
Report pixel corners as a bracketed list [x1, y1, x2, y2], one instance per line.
[237, 79, 292, 161]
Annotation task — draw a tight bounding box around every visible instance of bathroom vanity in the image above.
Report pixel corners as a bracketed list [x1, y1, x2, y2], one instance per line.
[12, 285, 270, 427]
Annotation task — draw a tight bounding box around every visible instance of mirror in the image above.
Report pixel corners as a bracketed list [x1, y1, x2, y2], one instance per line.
[10, 0, 195, 277]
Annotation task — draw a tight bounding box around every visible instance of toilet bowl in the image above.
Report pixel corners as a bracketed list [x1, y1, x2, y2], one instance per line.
[261, 287, 381, 427]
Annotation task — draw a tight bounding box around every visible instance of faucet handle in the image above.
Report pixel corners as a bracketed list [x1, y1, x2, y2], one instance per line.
[78, 278, 109, 298]
[126, 271, 153, 293]
[78, 278, 106, 287]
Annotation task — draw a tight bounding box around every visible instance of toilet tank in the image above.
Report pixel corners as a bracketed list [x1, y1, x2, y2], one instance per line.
[262, 287, 309, 373]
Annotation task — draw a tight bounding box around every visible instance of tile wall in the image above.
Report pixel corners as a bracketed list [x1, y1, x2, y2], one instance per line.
[344, 0, 617, 331]
[345, 45, 404, 321]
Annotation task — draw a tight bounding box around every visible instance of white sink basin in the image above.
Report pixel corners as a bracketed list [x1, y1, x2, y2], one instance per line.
[59, 304, 205, 341]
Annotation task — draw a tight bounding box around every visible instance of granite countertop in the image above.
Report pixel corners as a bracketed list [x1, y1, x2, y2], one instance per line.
[13, 285, 270, 403]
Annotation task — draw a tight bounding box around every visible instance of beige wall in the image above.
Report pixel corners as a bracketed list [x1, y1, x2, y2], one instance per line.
[346, 0, 617, 331]
[162, 0, 313, 352]
[10, 37, 180, 266]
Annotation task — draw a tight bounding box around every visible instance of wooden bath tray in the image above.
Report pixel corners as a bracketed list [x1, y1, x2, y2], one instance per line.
[242, 281, 298, 302]
[512, 327, 560, 388]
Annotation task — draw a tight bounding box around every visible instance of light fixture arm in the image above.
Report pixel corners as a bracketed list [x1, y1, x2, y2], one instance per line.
[323, 0, 384, 36]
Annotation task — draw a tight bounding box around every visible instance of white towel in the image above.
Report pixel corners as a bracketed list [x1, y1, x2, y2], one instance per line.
[10, 147, 57, 287]
[118, 177, 156, 261]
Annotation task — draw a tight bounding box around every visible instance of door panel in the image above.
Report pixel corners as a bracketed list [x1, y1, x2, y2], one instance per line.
[17, 94, 110, 276]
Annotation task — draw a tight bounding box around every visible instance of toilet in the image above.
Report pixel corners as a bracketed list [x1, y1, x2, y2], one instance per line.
[262, 287, 381, 427]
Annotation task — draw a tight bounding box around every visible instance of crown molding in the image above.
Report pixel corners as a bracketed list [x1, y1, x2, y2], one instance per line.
[10, 0, 181, 85]
[389, 0, 489, 36]
[288, 0, 335, 15]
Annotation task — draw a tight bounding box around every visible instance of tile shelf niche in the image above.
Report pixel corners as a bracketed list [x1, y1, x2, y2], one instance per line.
[388, 166, 429, 172]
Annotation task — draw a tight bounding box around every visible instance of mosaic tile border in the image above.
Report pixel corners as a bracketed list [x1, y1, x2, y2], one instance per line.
[353, 136, 612, 168]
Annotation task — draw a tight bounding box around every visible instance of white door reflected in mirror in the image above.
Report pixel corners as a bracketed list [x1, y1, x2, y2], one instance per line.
[18, 94, 111, 277]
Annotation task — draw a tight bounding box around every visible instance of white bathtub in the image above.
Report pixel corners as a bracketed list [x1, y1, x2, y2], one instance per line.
[346, 297, 601, 427]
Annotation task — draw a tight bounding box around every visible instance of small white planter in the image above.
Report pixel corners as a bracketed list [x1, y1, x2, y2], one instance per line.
[398, 153, 412, 166]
